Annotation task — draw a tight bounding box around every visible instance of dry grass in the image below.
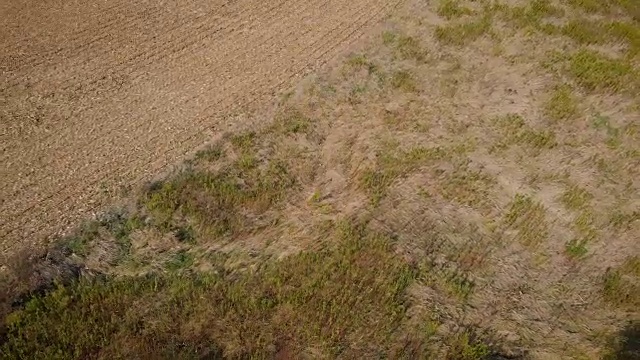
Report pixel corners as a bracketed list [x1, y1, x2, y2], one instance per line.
[603, 256, 640, 310]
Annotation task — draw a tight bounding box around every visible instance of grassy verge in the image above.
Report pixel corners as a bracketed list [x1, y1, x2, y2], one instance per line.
[2, 221, 419, 358]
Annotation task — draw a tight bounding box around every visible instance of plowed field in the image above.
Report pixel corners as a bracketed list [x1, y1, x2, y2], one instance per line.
[0, 0, 396, 251]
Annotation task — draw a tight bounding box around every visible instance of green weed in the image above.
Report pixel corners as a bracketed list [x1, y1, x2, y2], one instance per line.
[567, 49, 635, 92]
[501, 0, 565, 30]
[390, 70, 418, 92]
[559, 19, 640, 56]
[544, 84, 579, 122]
[308, 194, 333, 214]
[602, 256, 640, 309]
[504, 194, 549, 248]
[194, 144, 224, 162]
[395, 35, 428, 61]
[609, 21, 640, 56]
[382, 32, 427, 62]
[565, 238, 589, 259]
[308, 188, 322, 205]
[565, 0, 640, 19]
[528, 0, 565, 18]
[360, 145, 450, 206]
[566, 0, 607, 13]
[592, 113, 623, 149]
[573, 210, 598, 239]
[346, 54, 369, 68]
[518, 128, 557, 149]
[609, 210, 640, 230]
[591, 113, 613, 130]
[444, 270, 476, 300]
[143, 157, 295, 237]
[348, 84, 368, 104]
[62, 220, 101, 256]
[361, 169, 396, 206]
[436, 161, 495, 209]
[447, 331, 492, 360]
[560, 184, 593, 210]
[174, 224, 196, 243]
[274, 109, 313, 135]
[435, 15, 492, 46]
[382, 30, 397, 45]
[235, 153, 258, 171]
[165, 250, 195, 271]
[493, 113, 526, 133]
[561, 20, 612, 45]
[230, 131, 257, 152]
[344, 54, 379, 75]
[59, 210, 142, 259]
[491, 113, 556, 152]
[420, 260, 477, 301]
[437, 0, 473, 20]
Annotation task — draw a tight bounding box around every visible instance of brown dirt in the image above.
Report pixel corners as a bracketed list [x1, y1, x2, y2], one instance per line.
[0, 0, 399, 252]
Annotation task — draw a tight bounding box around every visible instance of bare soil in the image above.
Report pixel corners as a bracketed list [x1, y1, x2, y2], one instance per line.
[0, 0, 398, 253]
